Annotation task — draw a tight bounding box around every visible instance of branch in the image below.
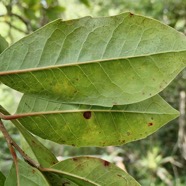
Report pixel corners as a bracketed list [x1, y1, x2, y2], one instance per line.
[0, 119, 40, 169]
[0, 120, 20, 185]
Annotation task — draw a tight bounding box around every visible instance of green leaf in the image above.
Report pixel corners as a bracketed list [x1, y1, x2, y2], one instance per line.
[0, 35, 8, 54]
[0, 171, 5, 186]
[0, 106, 58, 167]
[4, 160, 50, 186]
[13, 94, 179, 147]
[79, 0, 90, 7]
[0, 13, 186, 106]
[44, 156, 140, 186]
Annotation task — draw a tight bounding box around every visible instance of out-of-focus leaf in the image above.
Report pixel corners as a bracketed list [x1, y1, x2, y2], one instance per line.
[44, 156, 140, 186]
[12, 95, 179, 147]
[0, 35, 8, 54]
[0, 171, 5, 186]
[79, 0, 90, 7]
[0, 13, 186, 106]
[4, 159, 50, 186]
[45, 6, 65, 20]
[0, 106, 58, 167]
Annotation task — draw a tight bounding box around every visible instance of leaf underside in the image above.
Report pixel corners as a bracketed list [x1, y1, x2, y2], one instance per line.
[5, 160, 50, 186]
[14, 94, 179, 147]
[47, 156, 140, 186]
[0, 12, 186, 106]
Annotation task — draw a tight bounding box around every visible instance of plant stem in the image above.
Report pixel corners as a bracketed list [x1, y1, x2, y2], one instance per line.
[0, 119, 20, 185]
[0, 119, 40, 169]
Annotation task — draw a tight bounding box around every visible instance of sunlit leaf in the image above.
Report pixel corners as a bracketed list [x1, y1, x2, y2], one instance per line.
[44, 156, 140, 186]
[0, 13, 186, 106]
[12, 95, 179, 147]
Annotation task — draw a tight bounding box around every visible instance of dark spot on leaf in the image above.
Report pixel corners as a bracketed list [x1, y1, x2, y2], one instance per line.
[142, 92, 145, 95]
[148, 122, 154, 126]
[122, 140, 125, 143]
[127, 132, 131, 136]
[73, 157, 78, 161]
[129, 12, 134, 16]
[71, 144, 75, 147]
[83, 111, 91, 119]
[149, 93, 152, 96]
[117, 174, 122, 177]
[151, 117, 154, 120]
[74, 90, 77, 93]
[103, 160, 110, 167]
[31, 140, 36, 144]
[76, 78, 79, 81]
[32, 169, 36, 174]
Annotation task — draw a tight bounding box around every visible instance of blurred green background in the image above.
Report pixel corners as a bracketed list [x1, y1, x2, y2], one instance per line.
[0, 0, 186, 185]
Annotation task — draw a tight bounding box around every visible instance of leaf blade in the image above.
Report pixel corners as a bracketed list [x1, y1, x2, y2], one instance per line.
[12, 94, 179, 147]
[0, 13, 186, 106]
[4, 160, 50, 186]
[0, 106, 58, 167]
[45, 156, 140, 186]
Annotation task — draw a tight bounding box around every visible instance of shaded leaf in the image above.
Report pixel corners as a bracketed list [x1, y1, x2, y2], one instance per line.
[4, 159, 50, 186]
[43, 156, 140, 186]
[0, 171, 5, 186]
[13, 95, 179, 147]
[0, 13, 186, 106]
[0, 106, 58, 167]
[0, 35, 8, 54]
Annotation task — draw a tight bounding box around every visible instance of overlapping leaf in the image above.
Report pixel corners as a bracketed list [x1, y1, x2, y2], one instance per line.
[5, 160, 50, 186]
[0, 35, 8, 54]
[0, 13, 186, 106]
[0, 106, 58, 167]
[44, 156, 140, 186]
[10, 94, 178, 147]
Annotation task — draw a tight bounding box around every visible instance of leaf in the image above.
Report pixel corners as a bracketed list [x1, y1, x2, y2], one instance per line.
[0, 106, 58, 167]
[43, 156, 140, 186]
[0, 35, 8, 54]
[4, 160, 50, 186]
[0, 171, 5, 186]
[79, 0, 90, 7]
[0, 13, 186, 106]
[11, 94, 178, 147]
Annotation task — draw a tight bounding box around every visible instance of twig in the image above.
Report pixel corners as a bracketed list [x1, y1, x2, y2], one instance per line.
[0, 119, 40, 169]
[0, 120, 20, 185]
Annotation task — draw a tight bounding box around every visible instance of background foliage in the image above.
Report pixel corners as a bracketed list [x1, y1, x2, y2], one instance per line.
[0, 0, 185, 185]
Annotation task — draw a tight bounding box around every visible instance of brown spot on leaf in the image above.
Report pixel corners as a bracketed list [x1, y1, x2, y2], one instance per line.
[32, 169, 36, 174]
[83, 111, 91, 119]
[103, 160, 110, 167]
[129, 12, 134, 17]
[117, 174, 122, 177]
[148, 122, 154, 126]
[73, 157, 78, 161]
[127, 132, 131, 136]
